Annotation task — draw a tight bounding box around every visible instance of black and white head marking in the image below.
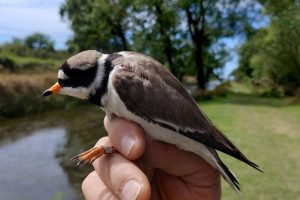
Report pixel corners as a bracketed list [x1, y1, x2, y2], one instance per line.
[88, 53, 122, 106]
[57, 50, 102, 99]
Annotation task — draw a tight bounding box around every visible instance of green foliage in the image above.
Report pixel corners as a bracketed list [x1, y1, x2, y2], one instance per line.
[0, 53, 62, 71]
[131, 0, 191, 81]
[0, 33, 69, 59]
[175, 0, 261, 88]
[0, 55, 16, 71]
[233, 29, 268, 81]
[235, 2, 300, 95]
[0, 33, 70, 71]
[60, 0, 261, 87]
[0, 38, 25, 56]
[24, 32, 54, 52]
[60, 0, 132, 52]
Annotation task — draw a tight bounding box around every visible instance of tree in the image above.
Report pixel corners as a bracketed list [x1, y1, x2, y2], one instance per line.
[24, 33, 54, 52]
[178, 0, 261, 89]
[60, 0, 131, 52]
[0, 34, 57, 58]
[132, 0, 190, 80]
[60, 0, 261, 89]
[235, 2, 300, 94]
[0, 38, 26, 56]
[233, 28, 267, 81]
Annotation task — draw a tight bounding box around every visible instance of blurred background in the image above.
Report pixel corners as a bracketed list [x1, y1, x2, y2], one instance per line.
[0, 0, 299, 199]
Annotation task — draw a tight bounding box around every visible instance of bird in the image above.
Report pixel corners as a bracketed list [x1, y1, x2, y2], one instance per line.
[42, 50, 261, 192]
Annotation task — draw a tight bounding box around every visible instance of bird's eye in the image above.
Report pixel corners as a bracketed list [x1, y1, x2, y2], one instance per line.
[58, 78, 68, 87]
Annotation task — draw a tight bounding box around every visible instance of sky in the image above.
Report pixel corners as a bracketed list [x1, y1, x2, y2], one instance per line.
[0, 0, 263, 78]
[0, 0, 71, 49]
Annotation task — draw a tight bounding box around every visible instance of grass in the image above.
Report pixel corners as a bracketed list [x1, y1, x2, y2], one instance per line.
[0, 53, 62, 71]
[199, 94, 300, 199]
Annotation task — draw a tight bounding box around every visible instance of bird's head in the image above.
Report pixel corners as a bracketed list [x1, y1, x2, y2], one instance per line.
[42, 50, 104, 100]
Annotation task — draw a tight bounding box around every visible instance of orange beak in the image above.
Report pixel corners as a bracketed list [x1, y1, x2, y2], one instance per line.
[42, 82, 61, 96]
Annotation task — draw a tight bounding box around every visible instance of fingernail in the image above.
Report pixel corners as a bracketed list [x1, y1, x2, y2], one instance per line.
[121, 135, 136, 156]
[121, 179, 142, 200]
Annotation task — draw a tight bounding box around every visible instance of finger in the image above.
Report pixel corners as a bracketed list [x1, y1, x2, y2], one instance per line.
[104, 115, 145, 160]
[93, 138, 151, 200]
[82, 171, 116, 200]
[143, 139, 219, 183]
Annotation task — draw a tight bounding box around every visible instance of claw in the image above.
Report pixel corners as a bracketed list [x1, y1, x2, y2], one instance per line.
[71, 146, 117, 166]
[76, 159, 85, 166]
[70, 147, 97, 162]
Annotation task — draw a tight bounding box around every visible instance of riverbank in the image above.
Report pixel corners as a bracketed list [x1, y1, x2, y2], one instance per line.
[0, 71, 82, 118]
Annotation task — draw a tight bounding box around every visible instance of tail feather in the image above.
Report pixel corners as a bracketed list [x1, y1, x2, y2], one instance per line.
[211, 125, 263, 172]
[209, 149, 241, 193]
[216, 157, 241, 193]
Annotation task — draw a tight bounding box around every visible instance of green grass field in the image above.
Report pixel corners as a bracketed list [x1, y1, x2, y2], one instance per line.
[200, 94, 300, 199]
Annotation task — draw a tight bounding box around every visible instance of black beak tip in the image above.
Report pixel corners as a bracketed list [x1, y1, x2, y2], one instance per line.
[42, 90, 52, 97]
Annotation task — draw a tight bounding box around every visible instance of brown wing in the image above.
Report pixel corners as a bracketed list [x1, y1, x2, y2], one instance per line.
[112, 52, 259, 169]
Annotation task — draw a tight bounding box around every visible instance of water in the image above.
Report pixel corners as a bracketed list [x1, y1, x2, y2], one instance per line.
[0, 128, 78, 200]
[0, 106, 106, 200]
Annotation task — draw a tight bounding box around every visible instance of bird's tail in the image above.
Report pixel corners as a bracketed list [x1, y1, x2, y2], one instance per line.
[210, 149, 241, 193]
[184, 139, 242, 192]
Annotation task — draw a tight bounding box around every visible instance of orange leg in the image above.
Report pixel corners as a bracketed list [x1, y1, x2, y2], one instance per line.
[71, 146, 117, 166]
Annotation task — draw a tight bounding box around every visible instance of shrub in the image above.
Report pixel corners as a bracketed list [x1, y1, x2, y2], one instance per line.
[0, 55, 16, 71]
[0, 72, 81, 118]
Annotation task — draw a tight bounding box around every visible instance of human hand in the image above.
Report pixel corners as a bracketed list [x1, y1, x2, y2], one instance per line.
[82, 115, 221, 200]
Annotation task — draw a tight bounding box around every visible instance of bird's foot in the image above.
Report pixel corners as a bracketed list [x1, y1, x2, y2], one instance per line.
[70, 146, 117, 166]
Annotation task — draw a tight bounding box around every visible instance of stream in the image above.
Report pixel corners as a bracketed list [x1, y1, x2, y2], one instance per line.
[0, 106, 106, 200]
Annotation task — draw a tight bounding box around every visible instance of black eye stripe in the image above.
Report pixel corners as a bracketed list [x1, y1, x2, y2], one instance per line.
[59, 61, 98, 88]
[58, 78, 71, 87]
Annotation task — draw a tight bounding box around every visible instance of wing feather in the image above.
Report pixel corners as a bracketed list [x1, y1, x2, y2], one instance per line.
[112, 52, 260, 170]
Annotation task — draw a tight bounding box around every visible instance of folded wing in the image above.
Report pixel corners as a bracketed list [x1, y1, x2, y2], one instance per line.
[112, 52, 260, 171]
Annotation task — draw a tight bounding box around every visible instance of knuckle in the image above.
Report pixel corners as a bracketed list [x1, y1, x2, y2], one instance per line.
[82, 172, 93, 193]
